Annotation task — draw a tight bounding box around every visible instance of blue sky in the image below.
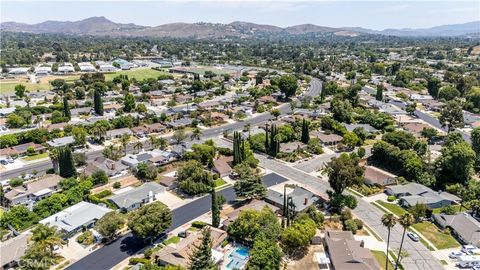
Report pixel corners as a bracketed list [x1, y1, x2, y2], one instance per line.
[1, 1, 479, 30]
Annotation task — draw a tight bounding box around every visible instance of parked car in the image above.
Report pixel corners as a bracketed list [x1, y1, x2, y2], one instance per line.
[6, 157, 14, 163]
[462, 245, 480, 255]
[0, 160, 8, 165]
[450, 251, 463, 259]
[407, 232, 419, 242]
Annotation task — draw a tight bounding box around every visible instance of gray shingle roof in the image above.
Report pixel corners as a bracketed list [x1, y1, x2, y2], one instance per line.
[109, 182, 165, 209]
[266, 187, 321, 212]
[433, 212, 480, 247]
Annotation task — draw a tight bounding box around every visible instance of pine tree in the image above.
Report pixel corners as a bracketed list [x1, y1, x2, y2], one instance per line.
[211, 188, 220, 228]
[268, 124, 279, 156]
[58, 147, 75, 178]
[189, 227, 218, 270]
[301, 119, 310, 143]
[63, 96, 71, 119]
[94, 89, 104, 116]
[264, 124, 270, 153]
[233, 132, 246, 166]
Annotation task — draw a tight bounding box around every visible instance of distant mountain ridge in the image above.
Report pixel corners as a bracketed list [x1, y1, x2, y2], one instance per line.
[1, 16, 478, 38]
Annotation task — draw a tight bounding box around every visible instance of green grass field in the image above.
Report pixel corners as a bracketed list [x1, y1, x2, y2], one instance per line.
[375, 200, 408, 217]
[432, 205, 465, 214]
[0, 68, 169, 94]
[411, 222, 460, 249]
[214, 178, 227, 187]
[371, 250, 395, 270]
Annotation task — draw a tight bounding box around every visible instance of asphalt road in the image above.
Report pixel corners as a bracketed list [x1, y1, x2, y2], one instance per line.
[1, 79, 322, 180]
[66, 173, 288, 270]
[256, 154, 443, 270]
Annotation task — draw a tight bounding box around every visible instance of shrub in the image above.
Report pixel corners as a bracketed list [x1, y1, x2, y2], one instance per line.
[9, 178, 24, 187]
[354, 219, 363, 230]
[191, 221, 208, 229]
[344, 219, 358, 234]
[95, 190, 113, 199]
[387, 196, 396, 202]
[129, 258, 151, 265]
[440, 205, 456, 215]
[76, 230, 95, 245]
[113, 182, 121, 189]
[143, 247, 153, 259]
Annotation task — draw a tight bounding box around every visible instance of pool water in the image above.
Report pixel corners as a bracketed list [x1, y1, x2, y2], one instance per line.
[225, 246, 250, 270]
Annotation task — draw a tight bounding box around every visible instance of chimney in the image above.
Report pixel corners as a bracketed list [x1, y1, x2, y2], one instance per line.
[111, 162, 115, 170]
[304, 197, 308, 205]
[360, 240, 365, 247]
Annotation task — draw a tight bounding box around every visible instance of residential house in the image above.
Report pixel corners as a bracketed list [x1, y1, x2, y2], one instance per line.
[432, 212, 480, 247]
[402, 122, 432, 136]
[213, 156, 233, 178]
[167, 118, 193, 129]
[71, 107, 92, 117]
[46, 136, 75, 147]
[83, 157, 128, 177]
[4, 174, 63, 206]
[47, 122, 69, 132]
[131, 126, 149, 138]
[280, 141, 307, 153]
[221, 199, 279, 228]
[266, 186, 323, 214]
[154, 226, 228, 268]
[106, 128, 133, 139]
[311, 132, 343, 146]
[146, 123, 166, 134]
[108, 182, 165, 212]
[0, 234, 28, 269]
[364, 166, 397, 186]
[345, 124, 378, 134]
[103, 103, 123, 113]
[324, 231, 381, 270]
[0, 107, 16, 117]
[39, 201, 112, 236]
[0, 142, 46, 157]
[121, 152, 153, 167]
[386, 183, 460, 209]
[197, 100, 221, 110]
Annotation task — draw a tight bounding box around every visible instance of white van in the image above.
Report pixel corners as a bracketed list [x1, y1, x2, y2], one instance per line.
[457, 255, 480, 268]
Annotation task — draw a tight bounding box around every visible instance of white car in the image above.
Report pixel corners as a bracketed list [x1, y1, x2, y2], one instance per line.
[449, 251, 463, 259]
[407, 232, 419, 242]
[462, 245, 480, 255]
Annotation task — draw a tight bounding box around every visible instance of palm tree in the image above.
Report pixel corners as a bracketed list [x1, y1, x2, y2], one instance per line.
[157, 137, 168, 150]
[49, 148, 60, 174]
[31, 224, 64, 256]
[381, 213, 397, 270]
[24, 96, 31, 108]
[149, 135, 158, 150]
[34, 115, 42, 128]
[133, 141, 143, 154]
[92, 125, 107, 143]
[191, 128, 202, 140]
[395, 213, 415, 270]
[120, 134, 131, 155]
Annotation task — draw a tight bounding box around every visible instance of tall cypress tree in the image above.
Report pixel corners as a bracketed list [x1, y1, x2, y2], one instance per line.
[269, 124, 279, 156]
[301, 119, 310, 143]
[94, 89, 104, 116]
[188, 227, 217, 270]
[376, 84, 384, 101]
[264, 124, 270, 153]
[211, 188, 220, 228]
[233, 132, 246, 166]
[63, 96, 71, 119]
[59, 147, 76, 178]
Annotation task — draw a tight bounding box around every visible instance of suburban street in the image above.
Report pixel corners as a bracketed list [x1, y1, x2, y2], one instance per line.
[66, 173, 288, 270]
[0, 78, 322, 181]
[255, 154, 443, 270]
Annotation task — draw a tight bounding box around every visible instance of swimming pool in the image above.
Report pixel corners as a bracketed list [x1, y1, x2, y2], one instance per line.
[225, 246, 249, 270]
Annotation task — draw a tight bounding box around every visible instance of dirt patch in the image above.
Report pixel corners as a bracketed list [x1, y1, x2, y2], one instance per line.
[90, 174, 140, 194]
[287, 244, 325, 270]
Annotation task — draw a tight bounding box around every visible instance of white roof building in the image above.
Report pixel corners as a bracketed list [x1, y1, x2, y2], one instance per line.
[8, 67, 29, 75]
[39, 201, 112, 234]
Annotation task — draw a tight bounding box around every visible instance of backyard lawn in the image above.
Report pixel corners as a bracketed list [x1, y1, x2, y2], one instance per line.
[103, 68, 169, 81]
[375, 200, 407, 217]
[411, 222, 460, 249]
[432, 205, 465, 214]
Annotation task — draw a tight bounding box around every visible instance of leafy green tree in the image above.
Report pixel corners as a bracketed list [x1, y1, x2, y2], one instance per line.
[6, 113, 26, 128]
[408, 203, 428, 222]
[331, 97, 353, 123]
[176, 160, 214, 195]
[436, 140, 476, 184]
[246, 234, 283, 270]
[134, 163, 158, 181]
[427, 77, 441, 98]
[342, 132, 359, 149]
[93, 89, 104, 116]
[280, 216, 316, 255]
[278, 75, 298, 99]
[383, 130, 416, 150]
[188, 227, 218, 270]
[439, 100, 464, 132]
[91, 170, 109, 185]
[173, 129, 187, 144]
[325, 153, 364, 195]
[95, 212, 125, 241]
[22, 224, 64, 269]
[233, 163, 267, 200]
[0, 205, 39, 230]
[438, 85, 460, 101]
[15, 84, 26, 98]
[123, 92, 136, 112]
[127, 202, 172, 243]
[72, 126, 87, 146]
[227, 206, 282, 243]
[472, 127, 480, 168]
